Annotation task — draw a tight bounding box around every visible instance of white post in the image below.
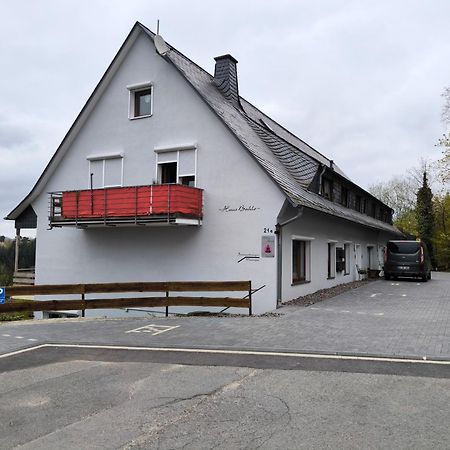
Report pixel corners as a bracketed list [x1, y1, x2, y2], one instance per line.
[14, 228, 20, 273]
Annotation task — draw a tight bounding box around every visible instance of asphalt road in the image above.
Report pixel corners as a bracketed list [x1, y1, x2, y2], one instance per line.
[1, 356, 449, 450]
[1, 272, 449, 449]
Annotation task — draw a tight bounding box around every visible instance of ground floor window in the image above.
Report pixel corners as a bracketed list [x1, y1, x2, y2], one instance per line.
[344, 243, 351, 275]
[292, 239, 311, 284]
[328, 242, 336, 278]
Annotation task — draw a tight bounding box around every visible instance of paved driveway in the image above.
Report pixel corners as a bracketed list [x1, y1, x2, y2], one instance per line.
[1, 272, 449, 360]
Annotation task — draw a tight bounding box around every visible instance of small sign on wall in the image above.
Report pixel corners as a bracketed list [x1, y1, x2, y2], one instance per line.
[261, 236, 275, 257]
[0, 287, 5, 304]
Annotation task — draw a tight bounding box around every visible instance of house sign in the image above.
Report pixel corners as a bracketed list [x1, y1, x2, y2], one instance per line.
[261, 236, 275, 257]
[219, 205, 261, 213]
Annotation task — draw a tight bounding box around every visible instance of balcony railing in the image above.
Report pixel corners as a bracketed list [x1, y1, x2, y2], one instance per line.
[49, 184, 203, 228]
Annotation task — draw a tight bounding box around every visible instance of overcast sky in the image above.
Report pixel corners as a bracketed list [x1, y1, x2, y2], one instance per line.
[1, 0, 449, 237]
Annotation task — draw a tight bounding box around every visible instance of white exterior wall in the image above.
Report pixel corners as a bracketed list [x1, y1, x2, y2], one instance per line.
[32, 32, 285, 315]
[281, 208, 392, 302]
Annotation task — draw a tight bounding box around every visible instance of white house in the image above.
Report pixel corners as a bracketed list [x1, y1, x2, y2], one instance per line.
[6, 22, 401, 316]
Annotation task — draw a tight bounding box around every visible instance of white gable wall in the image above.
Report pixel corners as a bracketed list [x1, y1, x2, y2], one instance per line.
[32, 32, 286, 314]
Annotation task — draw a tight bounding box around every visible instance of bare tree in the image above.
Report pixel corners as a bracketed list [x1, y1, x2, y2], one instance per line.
[437, 87, 450, 183]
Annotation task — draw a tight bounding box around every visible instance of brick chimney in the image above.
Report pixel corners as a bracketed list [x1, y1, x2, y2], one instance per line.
[214, 54, 240, 108]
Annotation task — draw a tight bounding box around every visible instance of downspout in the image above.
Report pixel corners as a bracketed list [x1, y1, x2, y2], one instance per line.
[276, 206, 304, 307]
[318, 163, 326, 195]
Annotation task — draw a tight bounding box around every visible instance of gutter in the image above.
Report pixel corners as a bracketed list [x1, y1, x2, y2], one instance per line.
[275, 206, 304, 307]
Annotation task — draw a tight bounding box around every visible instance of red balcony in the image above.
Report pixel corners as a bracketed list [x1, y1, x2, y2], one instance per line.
[49, 184, 203, 228]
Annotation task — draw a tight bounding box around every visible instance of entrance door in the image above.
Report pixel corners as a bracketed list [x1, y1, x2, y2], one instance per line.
[367, 246, 374, 270]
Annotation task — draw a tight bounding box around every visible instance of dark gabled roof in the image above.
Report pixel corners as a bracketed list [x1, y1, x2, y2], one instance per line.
[7, 22, 400, 235]
[142, 26, 398, 234]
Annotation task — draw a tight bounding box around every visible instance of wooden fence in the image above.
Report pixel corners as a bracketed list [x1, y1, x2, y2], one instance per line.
[0, 281, 252, 316]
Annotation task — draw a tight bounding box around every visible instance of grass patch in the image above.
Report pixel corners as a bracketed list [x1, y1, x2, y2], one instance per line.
[0, 298, 34, 322]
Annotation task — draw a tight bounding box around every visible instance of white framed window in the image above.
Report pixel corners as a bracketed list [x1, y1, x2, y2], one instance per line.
[127, 82, 153, 119]
[344, 243, 351, 275]
[291, 236, 313, 284]
[87, 153, 124, 188]
[154, 145, 197, 186]
[328, 241, 337, 279]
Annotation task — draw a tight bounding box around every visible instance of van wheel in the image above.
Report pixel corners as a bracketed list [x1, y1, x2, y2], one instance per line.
[421, 275, 428, 282]
[428, 272, 431, 280]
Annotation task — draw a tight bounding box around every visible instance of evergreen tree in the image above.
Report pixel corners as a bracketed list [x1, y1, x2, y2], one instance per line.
[416, 171, 435, 265]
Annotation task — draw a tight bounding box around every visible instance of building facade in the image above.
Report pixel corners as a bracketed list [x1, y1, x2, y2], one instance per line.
[6, 23, 401, 316]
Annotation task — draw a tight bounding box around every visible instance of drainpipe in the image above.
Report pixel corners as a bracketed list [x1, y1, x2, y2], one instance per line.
[275, 207, 304, 307]
[318, 164, 326, 195]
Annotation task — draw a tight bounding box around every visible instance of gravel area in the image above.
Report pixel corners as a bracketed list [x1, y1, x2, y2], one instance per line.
[281, 280, 373, 307]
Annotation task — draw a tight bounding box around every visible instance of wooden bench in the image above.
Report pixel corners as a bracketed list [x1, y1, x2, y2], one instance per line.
[0, 281, 253, 316]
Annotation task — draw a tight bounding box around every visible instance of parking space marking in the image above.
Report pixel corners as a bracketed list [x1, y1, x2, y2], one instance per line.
[309, 307, 384, 317]
[2, 334, 45, 343]
[125, 324, 180, 336]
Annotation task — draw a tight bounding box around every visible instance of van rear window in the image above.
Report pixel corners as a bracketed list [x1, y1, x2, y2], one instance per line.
[388, 241, 420, 254]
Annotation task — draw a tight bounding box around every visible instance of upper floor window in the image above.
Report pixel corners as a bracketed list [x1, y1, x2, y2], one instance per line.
[155, 146, 197, 186]
[87, 153, 124, 188]
[127, 82, 153, 119]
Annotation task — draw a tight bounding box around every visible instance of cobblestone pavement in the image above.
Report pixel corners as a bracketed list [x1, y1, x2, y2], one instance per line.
[1, 272, 449, 360]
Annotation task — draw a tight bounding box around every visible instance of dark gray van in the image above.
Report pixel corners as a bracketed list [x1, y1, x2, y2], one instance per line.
[384, 240, 431, 281]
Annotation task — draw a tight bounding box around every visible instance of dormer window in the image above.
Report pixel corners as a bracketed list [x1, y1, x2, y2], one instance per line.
[127, 82, 153, 119]
[355, 195, 362, 212]
[341, 186, 349, 207]
[321, 178, 333, 201]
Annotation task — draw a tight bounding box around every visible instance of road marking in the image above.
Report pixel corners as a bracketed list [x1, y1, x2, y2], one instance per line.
[2, 343, 448, 366]
[0, 345, 48, 359]
[125, 324, 180, 336]
[1, 334, 38, 341]
[309, 308, 383, 317]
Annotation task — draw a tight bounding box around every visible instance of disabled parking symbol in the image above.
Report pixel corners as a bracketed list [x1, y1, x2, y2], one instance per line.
[0, 287, 5, 304]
